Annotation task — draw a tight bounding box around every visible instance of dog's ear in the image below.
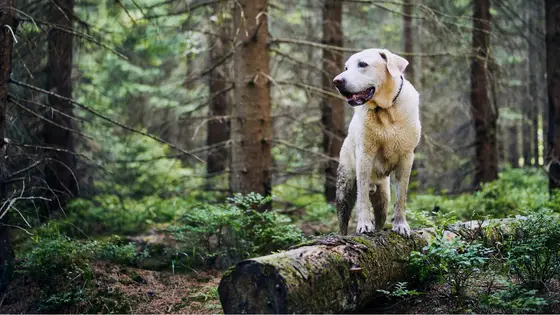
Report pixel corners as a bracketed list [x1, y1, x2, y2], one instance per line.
[380, 50, 408, 78]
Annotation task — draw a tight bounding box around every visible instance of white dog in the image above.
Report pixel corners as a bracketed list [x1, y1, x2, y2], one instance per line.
[332, 48, 421, 237]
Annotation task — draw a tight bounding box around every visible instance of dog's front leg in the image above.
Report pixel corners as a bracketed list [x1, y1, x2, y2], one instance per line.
[392, 153, 414, 237]
[356, 153, 374, 234]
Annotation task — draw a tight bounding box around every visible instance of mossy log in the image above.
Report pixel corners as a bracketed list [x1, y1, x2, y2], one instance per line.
[218, 218, 519, 314]
[218, 231, 430, 314]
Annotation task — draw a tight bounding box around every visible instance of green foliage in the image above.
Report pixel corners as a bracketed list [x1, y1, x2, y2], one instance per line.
[506, 211, 560, 289]
[19, 224, 147, 312]
[411, 235, 493, 298]
[167, 193, 306, 269]
[408, 168, 551, 227]
[65, 191, 218, 236]
[480, 283, 548, 314]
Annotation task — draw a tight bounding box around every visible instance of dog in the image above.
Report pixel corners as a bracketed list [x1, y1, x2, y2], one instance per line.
[332, 48, 421, 237]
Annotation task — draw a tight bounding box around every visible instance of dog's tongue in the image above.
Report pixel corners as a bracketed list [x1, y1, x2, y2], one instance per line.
[350, 90, 368, 101]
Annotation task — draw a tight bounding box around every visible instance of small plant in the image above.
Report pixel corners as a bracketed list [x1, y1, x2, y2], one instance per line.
[506, 211, 560, 289]
[410, 234, 493, 299]
[377, 282, 421, 299]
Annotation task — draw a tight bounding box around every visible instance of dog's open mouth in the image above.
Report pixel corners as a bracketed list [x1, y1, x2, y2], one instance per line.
[338, 87, 375, 106]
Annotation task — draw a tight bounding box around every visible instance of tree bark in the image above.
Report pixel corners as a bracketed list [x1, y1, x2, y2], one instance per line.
[471, 0, 497, 188]
[507, 122, 519, 168]
[529, 3, 542, 167]
[44, 0, 77, 214]
[206, 3, 230, 189]
[0, 0, 16, 293]
[546, 0, 560, 191]
[230, 0, 272, 199]
[403, 0, 421, 186]
[219, 232, 427, 314]
[322, 0, 344, 203]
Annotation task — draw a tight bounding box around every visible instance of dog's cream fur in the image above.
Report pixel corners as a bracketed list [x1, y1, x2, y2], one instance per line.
[333, 48, 421, 237]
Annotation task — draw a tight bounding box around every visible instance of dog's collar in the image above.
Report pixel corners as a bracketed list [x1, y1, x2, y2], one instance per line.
[392, 75, 404, 104]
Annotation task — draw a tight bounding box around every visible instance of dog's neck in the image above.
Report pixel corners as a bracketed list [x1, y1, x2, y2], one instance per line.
[368, 75, 404, 110]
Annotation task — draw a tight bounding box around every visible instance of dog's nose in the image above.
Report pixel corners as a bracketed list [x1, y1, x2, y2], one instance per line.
[333, 77, 345, 87]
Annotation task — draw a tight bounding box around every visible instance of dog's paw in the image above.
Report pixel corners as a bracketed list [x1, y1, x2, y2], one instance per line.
[392, 219, 411, 238]
[356, 219, 375, 234]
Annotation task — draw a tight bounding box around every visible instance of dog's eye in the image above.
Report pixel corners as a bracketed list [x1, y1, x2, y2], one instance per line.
[358, 61, 368, 68]
[344, 66, 348, 71]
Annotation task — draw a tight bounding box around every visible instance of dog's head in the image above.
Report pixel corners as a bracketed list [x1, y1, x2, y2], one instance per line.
[333, 49, 408, 107]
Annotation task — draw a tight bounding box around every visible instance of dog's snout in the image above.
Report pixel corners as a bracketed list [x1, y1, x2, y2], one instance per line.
[333, 77, 345, 87]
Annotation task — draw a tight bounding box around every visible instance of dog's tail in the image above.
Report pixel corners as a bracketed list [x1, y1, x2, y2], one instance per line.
[336, 166, 356, 235]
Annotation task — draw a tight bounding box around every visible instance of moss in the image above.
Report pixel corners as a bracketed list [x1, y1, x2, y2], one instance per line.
[222, 265, 237, 278]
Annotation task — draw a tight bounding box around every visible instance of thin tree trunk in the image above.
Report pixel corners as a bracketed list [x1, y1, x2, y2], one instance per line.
[206, 3, 230, 189]
[403, 0, 421, 186]
[507, 109, 520, 167]
[522, 54, 533, 167]
[230, 0, 272, 200]
[529, 4, 541, 167]
[44, 0, 77, 214]
[546, 0, 560, 191]
[403, 0, 415, 85]
[322, 0, 344, 203]
[471, 0, 497, 188]
[0, 0, 16, 293]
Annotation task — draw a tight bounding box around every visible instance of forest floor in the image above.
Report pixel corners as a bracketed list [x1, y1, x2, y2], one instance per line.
[1, 261, 223, 314]
[3, 222, 560, 314]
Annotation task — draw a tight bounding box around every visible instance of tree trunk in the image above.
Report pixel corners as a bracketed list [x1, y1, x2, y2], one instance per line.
[403, 0, 415, 86]
[529, 3, 542, 167]
[219, 232, 427, 314]
[206, 3, 230, 189]
[471, 0, 497, 188]
[322, 0, 344, 203]
[523, 57, 533, 167]
[0, 0, 16, 293]
[403, 0, 421, 187]
[230, 0, 272, 198]
[546, 0, 560, 191]
[44, 0, 77, 214]
[507, 119, 519, 167]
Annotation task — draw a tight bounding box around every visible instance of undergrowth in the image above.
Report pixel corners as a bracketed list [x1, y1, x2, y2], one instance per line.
[408, 208, 560, 313]
[166, 193, 306, 269]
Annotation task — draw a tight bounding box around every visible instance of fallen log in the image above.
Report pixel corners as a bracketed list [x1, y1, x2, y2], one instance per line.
[218, 230, 431, 314]
[218, 218, 522, 314]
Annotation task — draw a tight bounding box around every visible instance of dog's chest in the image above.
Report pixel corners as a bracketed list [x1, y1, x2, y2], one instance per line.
[358, 108, 419, 175]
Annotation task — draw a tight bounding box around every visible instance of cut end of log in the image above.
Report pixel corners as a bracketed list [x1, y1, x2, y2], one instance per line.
[219, 260, 288, 314]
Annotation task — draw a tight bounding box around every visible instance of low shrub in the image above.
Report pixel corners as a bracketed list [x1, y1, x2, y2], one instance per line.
[410, 235, 493, 299]
[506, 211, 560, 290]
[166, 193, 306, 269]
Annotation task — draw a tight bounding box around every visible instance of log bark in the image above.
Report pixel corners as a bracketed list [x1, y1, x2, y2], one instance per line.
[218, 231, 428, 314]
